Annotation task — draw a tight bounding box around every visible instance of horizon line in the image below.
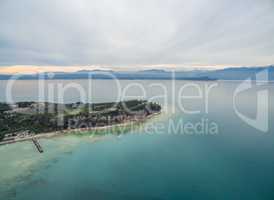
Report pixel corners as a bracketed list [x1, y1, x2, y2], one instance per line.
[0, 64, 273, 75]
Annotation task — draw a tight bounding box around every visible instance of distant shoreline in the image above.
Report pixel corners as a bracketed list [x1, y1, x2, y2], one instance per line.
[0, 77, 217, 81]
[1, 65, 273, 81]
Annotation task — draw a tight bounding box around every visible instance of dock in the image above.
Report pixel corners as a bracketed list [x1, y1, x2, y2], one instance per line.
[32, 138, 44, 153]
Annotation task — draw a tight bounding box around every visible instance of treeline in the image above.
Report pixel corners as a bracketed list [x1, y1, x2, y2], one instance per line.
[0, 103, 11, 112]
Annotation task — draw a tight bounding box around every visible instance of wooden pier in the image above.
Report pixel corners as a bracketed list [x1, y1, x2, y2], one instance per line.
[32, 138, 44, 153]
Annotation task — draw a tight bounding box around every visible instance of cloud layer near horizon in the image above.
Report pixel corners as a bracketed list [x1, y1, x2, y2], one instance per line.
[0, 0, 274, 68]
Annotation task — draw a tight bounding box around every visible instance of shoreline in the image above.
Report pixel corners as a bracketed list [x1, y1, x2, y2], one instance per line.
[0, 111, 161, 146]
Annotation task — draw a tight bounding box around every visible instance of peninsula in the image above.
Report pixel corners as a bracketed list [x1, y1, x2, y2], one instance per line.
[0, 100, 161, 145]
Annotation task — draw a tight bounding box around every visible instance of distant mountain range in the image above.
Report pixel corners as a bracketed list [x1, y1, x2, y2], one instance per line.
[0, 65, 273, 81]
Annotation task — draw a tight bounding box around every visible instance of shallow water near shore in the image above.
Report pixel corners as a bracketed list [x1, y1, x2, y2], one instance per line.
[0, 80, 274, 200]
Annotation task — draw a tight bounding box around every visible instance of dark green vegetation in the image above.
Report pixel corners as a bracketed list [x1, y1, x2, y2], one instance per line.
[0, 100, 161, 141]
[0, 103, 11, 112]
[0, 103, 11, 140]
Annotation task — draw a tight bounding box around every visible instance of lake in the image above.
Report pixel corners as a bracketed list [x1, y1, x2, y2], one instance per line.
[0, 79, 273, 200]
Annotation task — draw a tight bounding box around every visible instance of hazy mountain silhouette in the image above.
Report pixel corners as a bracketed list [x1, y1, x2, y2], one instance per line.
[0, 65, 273, 80]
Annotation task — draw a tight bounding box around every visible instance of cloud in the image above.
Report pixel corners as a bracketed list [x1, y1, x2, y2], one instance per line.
[0, 0, 274, 68]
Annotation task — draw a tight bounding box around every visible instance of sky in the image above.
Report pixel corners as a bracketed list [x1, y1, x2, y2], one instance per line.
[0, 0, 274, 73]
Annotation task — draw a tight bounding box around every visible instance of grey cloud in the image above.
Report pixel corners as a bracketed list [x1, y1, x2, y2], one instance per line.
[0, 0, 273, 67]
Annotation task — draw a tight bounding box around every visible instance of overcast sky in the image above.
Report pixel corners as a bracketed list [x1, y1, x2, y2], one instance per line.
[0, 0, 274, 71]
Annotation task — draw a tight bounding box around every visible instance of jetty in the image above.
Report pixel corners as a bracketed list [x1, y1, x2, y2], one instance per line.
[32, 138, 44, 153]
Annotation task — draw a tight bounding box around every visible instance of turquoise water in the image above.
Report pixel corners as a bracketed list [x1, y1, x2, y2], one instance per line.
[0, 80, 273, 200]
